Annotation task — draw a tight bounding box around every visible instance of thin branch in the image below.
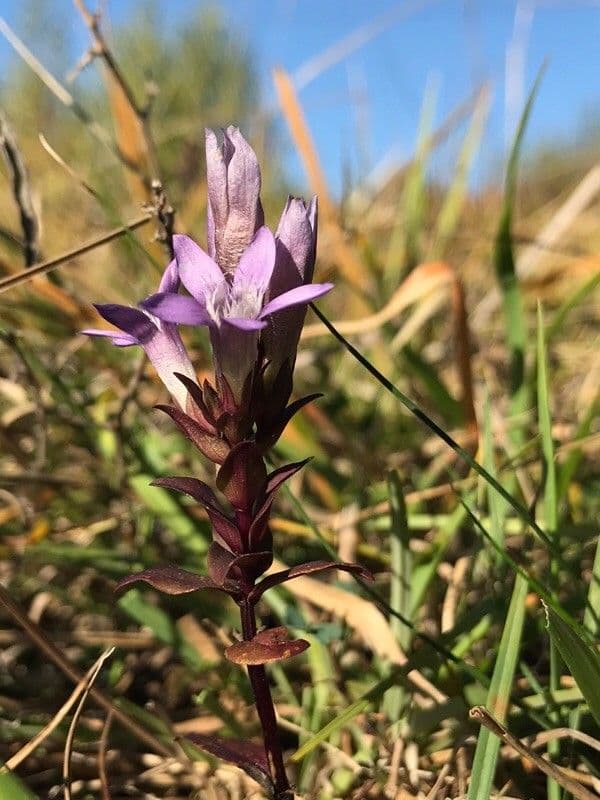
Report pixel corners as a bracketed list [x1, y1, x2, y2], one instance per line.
[0, 109, 41, 265]
[469, 706, 598, 800]
[0, 213, 152, 294]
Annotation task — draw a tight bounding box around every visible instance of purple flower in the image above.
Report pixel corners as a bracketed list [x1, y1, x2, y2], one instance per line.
[205, 126, 264, 274]
[81, 260, 197, 409]
[263, 195, 319, 376]
[143, 230, 331, 400]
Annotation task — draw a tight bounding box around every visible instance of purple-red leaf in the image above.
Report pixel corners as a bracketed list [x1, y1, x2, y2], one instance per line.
[152, 476, 242, 551]
[175, 372, 216, 430]
[249, 560, 374, 602]
[155, 404, 230, 464]
[216, 441, 267, 509]
[247, 459, 310, 549]
[185, 734, 272, 790]
[114, 565, 220, 595]
[257, 393, 322, 449]
[207, 542, 273, 585]
[264, 457, 311, 497]
[225, 626, 310, 665]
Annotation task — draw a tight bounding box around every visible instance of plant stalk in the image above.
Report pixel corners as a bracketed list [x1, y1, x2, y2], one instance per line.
[240, 599, 291, 798]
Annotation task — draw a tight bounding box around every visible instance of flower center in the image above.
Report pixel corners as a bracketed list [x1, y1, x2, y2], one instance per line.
[206, 280, 264, 326]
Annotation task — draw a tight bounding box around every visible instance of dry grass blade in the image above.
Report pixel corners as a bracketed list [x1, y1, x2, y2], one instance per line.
[0, 17, 136, 173]
[272, 66, 368, 294]
[5, 649, 113, 770]
[302, 260, 450, 339]
[39, 133, 100, 200]
[473, 162, 600, 325]
[470, 706, 598, 800]
[63, 648, 114, 800]
[74, 0, 160, 207]
[98, 710, 114, 800]
[0, 214, 152, 294]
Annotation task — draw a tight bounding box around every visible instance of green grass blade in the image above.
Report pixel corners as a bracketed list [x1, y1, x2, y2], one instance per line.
[467, 574, 528, 800]
[494, 66, 546, 420]
[584, 536, 600, 637]
[536, 302, 560, 800]
[310, 302, 553, 550]
[385, 78, 437, 280]
[545, 605, 600, 726]
[0, 768, 39, 800]
[382, 471, 412, 724]
[430, 86, 489, 259]
[537, 304, 557, 535]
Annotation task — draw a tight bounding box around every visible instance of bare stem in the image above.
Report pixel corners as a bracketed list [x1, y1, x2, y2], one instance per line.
[240, 599, 291, 799]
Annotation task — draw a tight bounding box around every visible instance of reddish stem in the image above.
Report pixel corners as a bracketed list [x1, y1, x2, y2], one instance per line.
[240, 598, 291, 798]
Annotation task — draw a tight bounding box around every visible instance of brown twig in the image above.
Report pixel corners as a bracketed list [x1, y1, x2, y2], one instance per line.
[0, 109, 40, 266]
[469, 706, 598, 800]
[0, 213, 152, 294]
[98, 710, 114, 800]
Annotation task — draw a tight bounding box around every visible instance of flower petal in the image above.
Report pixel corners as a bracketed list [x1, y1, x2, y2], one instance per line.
[223, 317, 267, 332]
[94, 303, 156, 343]
[232, 226, 276, 297]
[173, 234, 224, 301]
[142, 292, 211, 326]
[158, 257, 180, 294]
[81, 329, 138, 346]
[260, 282, 333, 318]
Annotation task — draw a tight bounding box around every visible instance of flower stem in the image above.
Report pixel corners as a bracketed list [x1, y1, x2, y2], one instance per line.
[240, 599, 291, 798]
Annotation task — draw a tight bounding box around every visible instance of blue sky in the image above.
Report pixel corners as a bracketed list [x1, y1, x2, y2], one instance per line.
[0, 1, 598, 195]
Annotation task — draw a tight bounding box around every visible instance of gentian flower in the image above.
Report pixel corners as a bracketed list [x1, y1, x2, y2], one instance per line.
[205, 126, 264, 273]
[263, 195, 318, 378]
[81, 259, 197, 409]
[143, 225, 331, 402]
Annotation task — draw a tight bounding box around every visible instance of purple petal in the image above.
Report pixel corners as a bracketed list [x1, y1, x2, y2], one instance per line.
[81, 329, 138, 347]
[158, 257, 180, 294]
[223, 317, 267, 332]
[260, 282, 333, 318]
[173, 234, 224, 301]
[142, 292, 211, 326]
[274, 196, 317, 291]
[94, 303, 156, 343]
[233, 226, 276, 296]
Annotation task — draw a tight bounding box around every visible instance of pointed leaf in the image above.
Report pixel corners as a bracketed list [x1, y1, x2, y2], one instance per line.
[250, 560, 373, 602]
[115, 566, 220, 595]
[546, 604, 600, 726]
[175, 372, 216, 430]
[152, 477, 242, 551]
[156, 404, 230, 464]
[185, 734, 272, 790]
[216, 441, 267, 508]
[257, 393, 322, 448]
